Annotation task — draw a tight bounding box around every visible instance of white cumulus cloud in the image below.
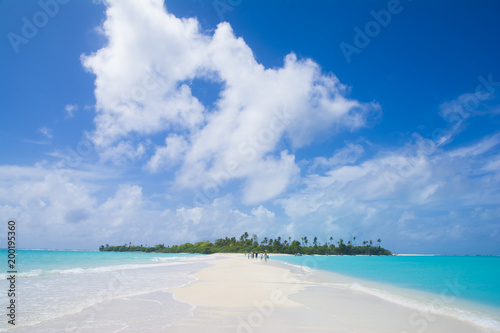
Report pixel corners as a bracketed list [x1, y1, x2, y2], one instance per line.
[82, 0, 379, 204]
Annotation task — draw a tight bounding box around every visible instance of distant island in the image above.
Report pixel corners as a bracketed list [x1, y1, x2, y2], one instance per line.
[99, 232, 391, 255]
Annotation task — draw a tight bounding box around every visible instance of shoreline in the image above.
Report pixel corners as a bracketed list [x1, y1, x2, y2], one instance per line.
[13, 249, 500, 257]
[8, 252, 499, 332]
[168, 254, 499, 333]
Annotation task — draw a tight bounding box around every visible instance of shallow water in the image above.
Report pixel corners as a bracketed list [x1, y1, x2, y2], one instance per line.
[275, 255, 500, 331]
[0, 250, 212, 332]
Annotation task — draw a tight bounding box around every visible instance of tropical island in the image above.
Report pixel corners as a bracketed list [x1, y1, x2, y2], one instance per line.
[99, 232, 392, 255]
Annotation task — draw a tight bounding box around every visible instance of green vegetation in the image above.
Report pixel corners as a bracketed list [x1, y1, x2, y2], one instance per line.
[99, 232, 391, 255]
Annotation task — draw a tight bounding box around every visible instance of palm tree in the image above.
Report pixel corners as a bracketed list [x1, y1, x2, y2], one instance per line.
[377, 238, 381, 248]
[313, 237, 318, 247]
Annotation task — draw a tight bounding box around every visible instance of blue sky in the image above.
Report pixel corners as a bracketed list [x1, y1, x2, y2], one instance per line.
[1, 0, 499, 254]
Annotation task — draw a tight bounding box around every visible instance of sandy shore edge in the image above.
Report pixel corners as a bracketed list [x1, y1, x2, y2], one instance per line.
[167, 254, 495, 333]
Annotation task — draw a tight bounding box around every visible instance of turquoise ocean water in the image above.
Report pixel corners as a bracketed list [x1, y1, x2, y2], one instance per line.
[1, 251, 499, 331]
[1, 250, 202, 278]
[277, 255, 500, 331]
[0, 250, 212, 332]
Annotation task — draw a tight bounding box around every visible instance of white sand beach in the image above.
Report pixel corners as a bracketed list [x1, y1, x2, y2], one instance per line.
[169, 254, 495, 333]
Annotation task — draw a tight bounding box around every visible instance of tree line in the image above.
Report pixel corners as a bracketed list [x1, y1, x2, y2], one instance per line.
[99, 232, 391, 255]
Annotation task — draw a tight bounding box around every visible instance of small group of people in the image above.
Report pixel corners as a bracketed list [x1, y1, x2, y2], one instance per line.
[248, 251, 269, 262]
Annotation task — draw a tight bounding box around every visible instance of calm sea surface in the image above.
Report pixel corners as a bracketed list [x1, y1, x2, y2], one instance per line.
[1, 251, 499, 332]
[0, 250, 212, 332]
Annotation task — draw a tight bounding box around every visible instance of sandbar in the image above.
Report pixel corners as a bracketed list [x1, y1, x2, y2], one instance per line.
[167, 254, 494, 332]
